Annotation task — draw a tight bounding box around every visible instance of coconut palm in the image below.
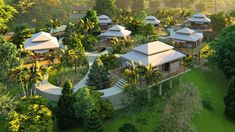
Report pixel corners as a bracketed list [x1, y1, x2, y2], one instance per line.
[10, 65, 30, 97]
[48, 18, 61, 33]
[145, 64, 161, 85]
[28, 61, 47, 95]
[124, 61, 139, 84]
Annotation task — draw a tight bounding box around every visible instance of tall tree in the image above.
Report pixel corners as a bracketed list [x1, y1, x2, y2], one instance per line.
[210, 25, 235, 78]
[210, 12, 232, 35]
[156, 83, 201, 131]
[93, 0, 117, 17]
[83, 10, 101, 34]
[0, 42, 20, 83]
[87, 58, 111, 90]
[0, 0, 17, 34]
[56, 80, 77, 129]
[12, 24, 32, 48]
[224, 77, 235, 121]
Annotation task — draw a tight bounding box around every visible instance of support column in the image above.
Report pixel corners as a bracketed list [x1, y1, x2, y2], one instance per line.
[159, 83, 162, 96]
[170, 79, 173, 88]
[179, 75, 182, 84]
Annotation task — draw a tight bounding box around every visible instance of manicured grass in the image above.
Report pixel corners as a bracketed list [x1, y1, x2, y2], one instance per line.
[64, 67, 235, 132]
[48, 66, 88, 86]
[59, 88, 164, 132]
[0, 117, 7, 132]
[183, 68, 235, 132]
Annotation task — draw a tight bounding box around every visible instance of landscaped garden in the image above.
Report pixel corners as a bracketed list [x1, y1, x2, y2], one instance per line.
[48, 65, 89, 86]
[1, 0, 235, 132]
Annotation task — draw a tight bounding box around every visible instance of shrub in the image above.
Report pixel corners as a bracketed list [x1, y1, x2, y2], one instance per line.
[224, 77, 235, 121]
[202, 91, 214, 110]
[111, 37, 132, 54]
[56, 80, 77, 129]
[100, 100, 114, 119]
[156, 83, 201, 131]
[87, 58, 111, 90]
[84, 111, 104, 132]
[119, 123, 137, 132]
[100, 53, 119, 70]
[0, 93, 17, 117]
[7, 96, 53, 132]
[73, 87, 114, 126]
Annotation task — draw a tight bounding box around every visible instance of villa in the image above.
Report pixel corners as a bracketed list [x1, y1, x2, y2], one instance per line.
[98, 15, 112, 31]
[169, 27, 204, 56]
[101, 25, 131, 39]
[187, 13, 211, 31]
[144, 15, 160, 26]
[50, 25, 67, 39]
[121, 41, 190, 95]
[24, 32, 60, 64]
[100, 25, 131, 47]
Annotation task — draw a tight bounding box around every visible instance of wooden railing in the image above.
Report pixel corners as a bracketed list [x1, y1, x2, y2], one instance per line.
[109, 66, 190, 85]
[159, 66, 190, 82]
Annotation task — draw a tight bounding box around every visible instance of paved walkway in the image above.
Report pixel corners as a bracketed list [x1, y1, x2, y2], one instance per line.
[36, 50, 111, 98]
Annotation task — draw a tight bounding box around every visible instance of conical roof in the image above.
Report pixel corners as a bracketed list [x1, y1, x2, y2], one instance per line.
[176, 27, 195, 35]
[188, 13, 211, 23]
[98, 15, 110, 19]
[145, 15, 160, 25]
[101, 25, 131, 38]
[193, 13, 206, 18]
[98, 15, 112, 24]
[133, 41, 173, 55]
[31, 32, 52, 42]
[122, 41, 185, 67]
[24, 32, 60, 51]
[170, 27, 203, 42]
[109, 25, 125, 31]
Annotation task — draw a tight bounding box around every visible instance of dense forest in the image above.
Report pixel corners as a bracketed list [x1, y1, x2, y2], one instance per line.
[4, 0, 235, 28]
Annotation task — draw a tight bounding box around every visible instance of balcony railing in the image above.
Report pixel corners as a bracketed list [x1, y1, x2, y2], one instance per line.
[109, 65, 190, 86]
[159, 66, 190, 83]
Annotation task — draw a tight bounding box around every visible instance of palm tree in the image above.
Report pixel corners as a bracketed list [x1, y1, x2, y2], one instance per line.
[145, 64, 161, 100]
[10, 65, 30, 97]
[28, 61, 47, 95]
[145, 64, 161, 85]
[48, 18, 61, 33]
[124, 61, 139, 84]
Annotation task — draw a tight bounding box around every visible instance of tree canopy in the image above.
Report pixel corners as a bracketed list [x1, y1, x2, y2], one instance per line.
[0, 42, 20, 83]
[93, 0, 117, 17]
[7, 96, 53, 132]
[0, 0, 16, 34]
[224, 77, 235, 121]
[210, 25, 235, 78]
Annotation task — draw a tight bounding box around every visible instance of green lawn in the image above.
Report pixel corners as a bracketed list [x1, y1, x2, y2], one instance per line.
[0, 117, 7, 132]
[64, 67, 235, 132]
[183, 68, 235, 132]
[48, 65, 88, 87]
[2, 67, 235, 132]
